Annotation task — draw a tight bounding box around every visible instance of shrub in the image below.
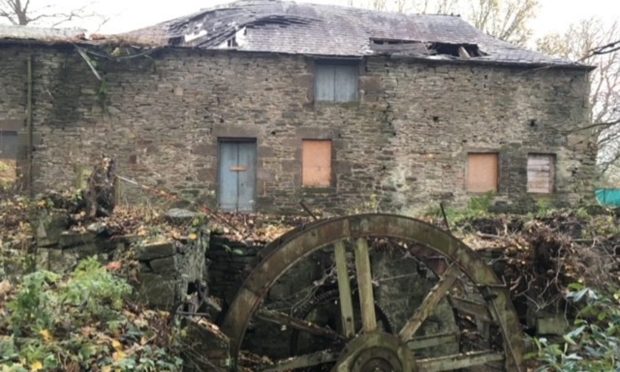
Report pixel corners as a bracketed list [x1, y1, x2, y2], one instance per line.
[530, 284, 620, 371]
[1, 258, 182, 371]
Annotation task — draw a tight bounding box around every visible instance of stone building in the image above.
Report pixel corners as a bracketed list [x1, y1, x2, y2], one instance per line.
[0, 1, 596, 214]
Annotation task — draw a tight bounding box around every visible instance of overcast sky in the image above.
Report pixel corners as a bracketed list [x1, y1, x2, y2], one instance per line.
[10, 0, 620, 39]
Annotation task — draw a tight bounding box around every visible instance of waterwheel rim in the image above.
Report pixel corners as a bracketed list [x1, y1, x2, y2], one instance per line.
[221, 214, 524, 371]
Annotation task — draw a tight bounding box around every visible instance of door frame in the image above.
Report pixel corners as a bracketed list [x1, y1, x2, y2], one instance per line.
[216, 137, 258, 212]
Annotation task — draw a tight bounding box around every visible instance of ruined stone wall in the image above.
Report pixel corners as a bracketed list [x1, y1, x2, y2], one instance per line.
[33, 208, 208, 310]
[0, 44, 596, 214]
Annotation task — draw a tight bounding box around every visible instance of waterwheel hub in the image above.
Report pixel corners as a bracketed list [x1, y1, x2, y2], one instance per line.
[335, 332, 416, 372]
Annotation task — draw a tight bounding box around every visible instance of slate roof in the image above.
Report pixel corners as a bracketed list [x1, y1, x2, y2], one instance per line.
[122, 0, 587, 68]
[0, 24, 86, 43]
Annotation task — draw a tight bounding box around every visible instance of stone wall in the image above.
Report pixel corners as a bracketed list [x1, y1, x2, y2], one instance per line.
[33, 208, 208, 310]
[207, 235, 261, 305]
[0, 43, 596, 214]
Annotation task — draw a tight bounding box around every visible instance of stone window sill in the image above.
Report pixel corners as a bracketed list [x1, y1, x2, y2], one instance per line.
[314, 101, 359, 107]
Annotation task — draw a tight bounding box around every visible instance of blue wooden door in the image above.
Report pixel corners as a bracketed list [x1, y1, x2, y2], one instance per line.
[218, 140, 257, 212]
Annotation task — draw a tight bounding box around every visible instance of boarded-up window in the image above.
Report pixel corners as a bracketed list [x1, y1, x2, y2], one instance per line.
[527, 154, 555, 193]
[0, 130, 17, 159]
[302, 140, 332, 187]
[467, 153, 498, 192]
[315, 62, 358, 102]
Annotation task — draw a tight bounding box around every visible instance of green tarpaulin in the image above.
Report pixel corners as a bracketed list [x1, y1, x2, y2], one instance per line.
[596, 189, 620, 207]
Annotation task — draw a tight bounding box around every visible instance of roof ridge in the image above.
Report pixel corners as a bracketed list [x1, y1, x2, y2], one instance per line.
[222, 0, 464, 18]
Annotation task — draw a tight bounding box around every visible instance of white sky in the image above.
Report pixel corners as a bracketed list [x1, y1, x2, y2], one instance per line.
[9, 0, 620, 39]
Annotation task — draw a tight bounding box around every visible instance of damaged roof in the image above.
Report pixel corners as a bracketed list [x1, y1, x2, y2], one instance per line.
[122, 0, 583, 67]
[0, 24, 86, 43]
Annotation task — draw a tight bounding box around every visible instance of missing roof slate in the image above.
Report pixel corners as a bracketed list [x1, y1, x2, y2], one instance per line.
[166, 6, 318, 49]
[428, 42, 483, 58]
[370, 38, 484, 59]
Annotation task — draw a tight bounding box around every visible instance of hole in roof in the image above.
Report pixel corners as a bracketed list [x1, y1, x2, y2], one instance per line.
[370, 38, 485, 59]
[429, 42, 482, 58]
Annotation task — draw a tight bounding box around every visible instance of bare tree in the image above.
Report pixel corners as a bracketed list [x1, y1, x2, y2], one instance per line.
[358, 0, 461, 14]
[469, 0, 538, 46]
[417, 0, 460, 14]
[538, 19, 620, 182]
[0, 0, 103, 28]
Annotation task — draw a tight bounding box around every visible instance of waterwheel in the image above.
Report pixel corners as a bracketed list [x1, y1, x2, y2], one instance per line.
[221, 214, 524, 371]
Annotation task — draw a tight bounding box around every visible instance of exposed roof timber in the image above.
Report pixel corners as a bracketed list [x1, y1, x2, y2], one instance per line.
[0, 0, 594, 70]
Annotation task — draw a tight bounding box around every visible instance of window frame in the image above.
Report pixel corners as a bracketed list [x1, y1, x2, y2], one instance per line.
[313, 59, 360, 104]
[301, 139, 333, 188]
[465, 152, 500, 193]
[526, 153, 556, 194]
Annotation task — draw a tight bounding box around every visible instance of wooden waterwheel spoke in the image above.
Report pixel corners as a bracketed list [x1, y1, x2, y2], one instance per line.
[334, 240, 356, 338]
[262, 349, 340, 371]
[408, 332, 459, 350]
[353, 237, 377, 332]
[399, 265, 459, 341]
[256, 309, 344, 341]
[417, 350, 504, 371]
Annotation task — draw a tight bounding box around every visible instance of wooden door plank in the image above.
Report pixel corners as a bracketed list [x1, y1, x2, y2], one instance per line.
[236, 141, 256, 212]
[218, 142, 238, 211]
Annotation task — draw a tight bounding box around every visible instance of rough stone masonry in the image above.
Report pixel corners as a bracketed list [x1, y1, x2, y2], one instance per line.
[0, 42, 595, 214]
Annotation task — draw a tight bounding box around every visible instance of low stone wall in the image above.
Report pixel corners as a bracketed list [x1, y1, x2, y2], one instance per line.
[31, 209, 232, 369]
[206, 235, 261, 305]
[35, 210, 120, 272]
[135, 237, 207, 309]
[34, 209, 208, 310]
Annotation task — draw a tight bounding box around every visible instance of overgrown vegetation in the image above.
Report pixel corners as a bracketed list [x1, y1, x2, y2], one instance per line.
[2, 184, 618, 370]
[530, 285, 620, 371]
[424, 198, 620, 371]
[0, 258, 182, 371]
[424, 192, 496, 224]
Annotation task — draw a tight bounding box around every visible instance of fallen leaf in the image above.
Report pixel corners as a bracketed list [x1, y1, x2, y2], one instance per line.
[134, 317, 148, 328]
[111, 339, 123, 352]
[105, 261, 122, 271]
[112, 350, 126, 362]
[0, 280, 12, 298]
[39, 329, 53, 343]
[30, 361, 43, 371]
